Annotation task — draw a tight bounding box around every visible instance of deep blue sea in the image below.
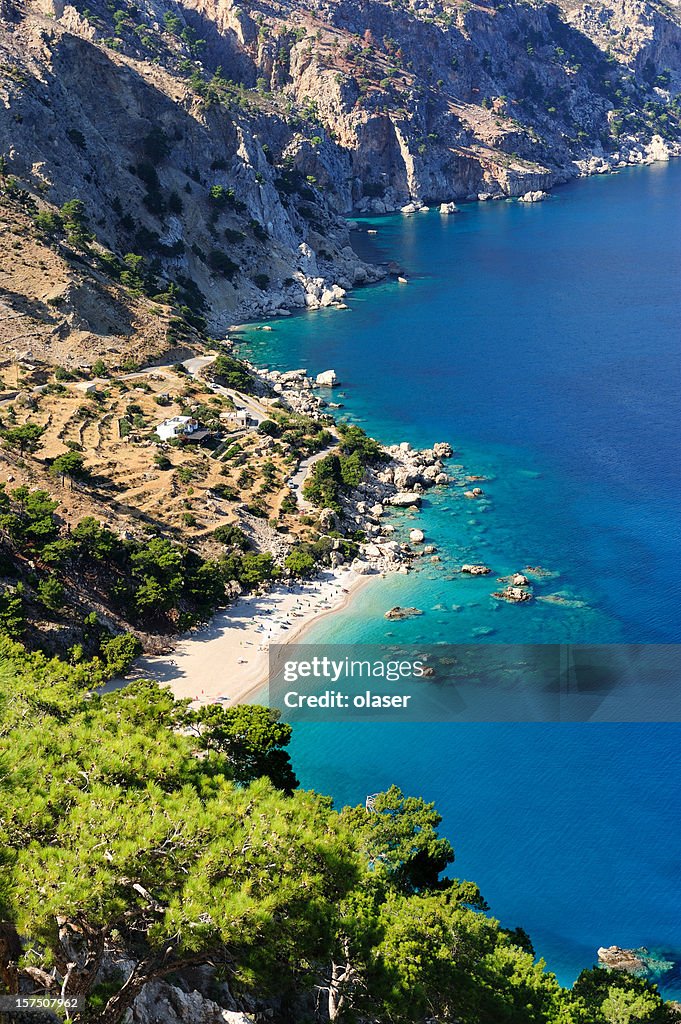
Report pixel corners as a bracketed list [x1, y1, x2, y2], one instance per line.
[241, 162, 681, 991]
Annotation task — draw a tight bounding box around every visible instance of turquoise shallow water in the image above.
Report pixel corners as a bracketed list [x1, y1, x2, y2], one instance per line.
[241, 163, 681, 990]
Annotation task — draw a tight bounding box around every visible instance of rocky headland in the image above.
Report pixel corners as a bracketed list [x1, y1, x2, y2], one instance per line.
[2, 0, 681, 349]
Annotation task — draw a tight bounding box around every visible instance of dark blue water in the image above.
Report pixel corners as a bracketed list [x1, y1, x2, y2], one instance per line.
[242, 162, 681, 989]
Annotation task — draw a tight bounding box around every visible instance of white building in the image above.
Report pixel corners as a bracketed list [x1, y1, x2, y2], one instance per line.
[156, 415, 200, 441]
[220, 409, 252, 428]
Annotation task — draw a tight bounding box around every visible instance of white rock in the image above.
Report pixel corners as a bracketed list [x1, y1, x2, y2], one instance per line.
[361, 543, 382, 558]
[409, 528, 425, 543]
[439, 201, 459, 214]
[351, 560, 372, 574]
[316, 369, 338, 387]
[390, 492, 421, 507]
[518, 190, 548, 203]
[433, 441, 453, 458]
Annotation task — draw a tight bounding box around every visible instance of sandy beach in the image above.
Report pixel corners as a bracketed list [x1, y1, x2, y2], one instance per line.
[120, 568, 373, 707]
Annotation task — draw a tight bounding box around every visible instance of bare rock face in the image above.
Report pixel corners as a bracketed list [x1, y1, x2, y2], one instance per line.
[129, 981, 256, 1024]
[2, 0, 680, 358]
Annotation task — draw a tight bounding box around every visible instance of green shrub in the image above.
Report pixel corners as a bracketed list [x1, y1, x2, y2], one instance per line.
[34, 210, 63, 236]
[258, 419, 281, 437]
[208, 249, 239, 279]
[50, 452, 88, 480]
[210, 354, 256, 393]
[213, 523, 249, 548]
[37, 576, 66, 612]
[99, 632, 143, 673]
[284, 549, 316, 578]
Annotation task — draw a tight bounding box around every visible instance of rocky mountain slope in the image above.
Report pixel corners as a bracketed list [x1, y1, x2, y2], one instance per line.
[1, 0, 681, 339]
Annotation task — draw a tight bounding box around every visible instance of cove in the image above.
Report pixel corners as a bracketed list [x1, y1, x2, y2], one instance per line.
[240, 161, 681, 991]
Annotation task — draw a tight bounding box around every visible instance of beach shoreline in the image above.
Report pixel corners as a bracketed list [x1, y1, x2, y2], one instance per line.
[120, 567, 374, 707]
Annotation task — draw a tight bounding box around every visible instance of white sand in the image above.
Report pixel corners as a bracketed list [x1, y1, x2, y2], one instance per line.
[122, 568, 372, 706]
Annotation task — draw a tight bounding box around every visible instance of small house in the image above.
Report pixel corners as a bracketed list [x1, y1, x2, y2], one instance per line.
[156, 415, 208, 442]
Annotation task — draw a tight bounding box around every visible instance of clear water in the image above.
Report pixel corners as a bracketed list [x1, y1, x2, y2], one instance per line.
[240, 162, 681, 990]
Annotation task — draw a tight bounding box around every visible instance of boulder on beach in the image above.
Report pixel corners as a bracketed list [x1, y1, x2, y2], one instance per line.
[362, 543, 382, 558]
[384, 606, 423, 620]
[351, 559, 372, 575]
[316, 369, 339, 387]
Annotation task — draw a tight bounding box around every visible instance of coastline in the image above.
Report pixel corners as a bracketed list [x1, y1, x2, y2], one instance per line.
[122, 567, 374, 707]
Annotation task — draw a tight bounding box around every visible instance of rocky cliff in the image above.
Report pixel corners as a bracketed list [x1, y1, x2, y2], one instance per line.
[1, 0, 681, 341]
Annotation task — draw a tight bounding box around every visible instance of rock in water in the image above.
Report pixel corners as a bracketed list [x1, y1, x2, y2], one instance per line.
[433, 441, 454, 458]
[439, 201, 459, 214]
[519, 190, 548, 202]
[384, 606, 424, 620]
[390, 492, 422, 507]
[492, 586, 533, 603]
[409, 528, 425, 543]
[461, 564, 492, 575]
[316, 369, 338, 387]
[511, 573, 530, 586]
[597, 946, 674, 978]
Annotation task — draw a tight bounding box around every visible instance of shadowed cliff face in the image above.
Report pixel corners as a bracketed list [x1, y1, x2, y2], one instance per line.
[1, 0, 680, 336]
